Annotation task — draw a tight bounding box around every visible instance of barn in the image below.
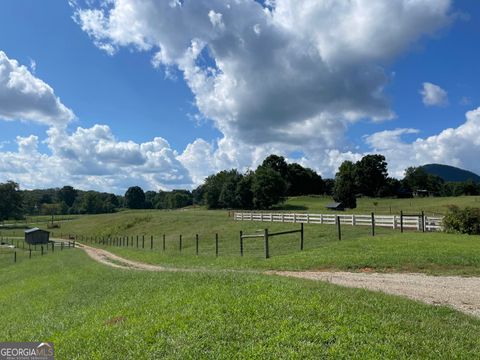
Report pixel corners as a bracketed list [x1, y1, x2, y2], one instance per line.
[25, 228, 50, 245]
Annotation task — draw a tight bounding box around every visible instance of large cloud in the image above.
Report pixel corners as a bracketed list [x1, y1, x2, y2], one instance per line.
[0, 125, 192, 193]
[73, 0, 452, 147]
[0, 51, 74, 126]
[365, 107, 480, 177]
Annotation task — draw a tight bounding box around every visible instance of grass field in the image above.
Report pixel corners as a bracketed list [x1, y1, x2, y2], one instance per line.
[3, 196, 480, 357]
[279, 195, 480, 215]
[1, 249, 480, 359]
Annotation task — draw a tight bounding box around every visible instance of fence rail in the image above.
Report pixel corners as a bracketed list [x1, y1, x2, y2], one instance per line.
[234, 212, 443, 231]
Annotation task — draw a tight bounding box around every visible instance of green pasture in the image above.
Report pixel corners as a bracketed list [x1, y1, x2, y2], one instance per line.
[1, 250, 479, 359]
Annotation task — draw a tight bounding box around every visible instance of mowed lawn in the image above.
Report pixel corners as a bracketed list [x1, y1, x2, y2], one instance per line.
[1, 249, 480, 359]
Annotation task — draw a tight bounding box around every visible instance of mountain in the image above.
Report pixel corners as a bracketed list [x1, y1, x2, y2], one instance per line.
[421, 164, 480, 183]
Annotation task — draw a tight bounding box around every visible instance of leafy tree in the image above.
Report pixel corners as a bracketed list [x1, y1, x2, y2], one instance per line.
[80, 191, 104, 214]
[0, 181, 23, 221]
[204, 170, 240, 209]
[164, 191, 193, 209]
[144, 191, 157, 209]
[261, 154, 289, 179]
[125, 186, 146, 209]
[58, 186, 77, 207]
[235, 171, 254, 209]
[323, 179, 335, 196]
[219, 171, 242, 208]
[402, 167, 444, 194]
[252, 166, 287, 209]
[286, 163, 324, 196]
[192, 185, 205, 206]
[333, 161, 357, 208]
[355, 154, 388, 197]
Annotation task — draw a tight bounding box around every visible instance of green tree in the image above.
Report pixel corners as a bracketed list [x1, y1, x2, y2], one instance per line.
[58, 186, 77, 207]
[354, 154, 388, 197]
[286, 163, 324, 196]
[0, 181, 23, 221]
[204, 170, 240, 209]
[402, 167, 444, 194]
[235, 171, 254, 209]
[261, 154, 289, 179]
[80, 192, 102, 214]
[252, 166, 287, 209]
[124, 186, 146, 209]
[333, 161, 357, 208]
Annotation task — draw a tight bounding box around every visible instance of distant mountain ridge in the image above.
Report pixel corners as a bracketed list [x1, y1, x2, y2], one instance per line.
[421, 164, 480, 183]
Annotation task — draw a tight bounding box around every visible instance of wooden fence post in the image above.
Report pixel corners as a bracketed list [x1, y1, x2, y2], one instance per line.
[421, 211, 425, 233]
[215, 233, 219, 257]
[41, 246, 44, 256]
[142, 235, 145, 249]
[300, 223, 304, 251]
[400, 211, 404, 233]
[240, 231, 243, 256]
[179, 235, 182, 252]
[150, 235, 153, 250]
[136, 235, 139, 248]
[29, 249, 32, 258]
[196, 234, 199, 255]
[371, 212, 375, 237]
[14, 251, 16, 263]
[163, 234, 166, 252]
[264, 228, 269, 259]
[337, 216, 341, 241]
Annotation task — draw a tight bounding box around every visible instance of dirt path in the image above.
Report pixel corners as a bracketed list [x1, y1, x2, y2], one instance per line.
[77, 244, 480, 317]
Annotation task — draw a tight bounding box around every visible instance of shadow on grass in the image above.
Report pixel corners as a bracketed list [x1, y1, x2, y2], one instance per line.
[272, 204, 308, 211]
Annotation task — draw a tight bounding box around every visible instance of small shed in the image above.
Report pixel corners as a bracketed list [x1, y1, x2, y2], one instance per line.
[25, 228, 50, 245]
[326, 202, 345, 211]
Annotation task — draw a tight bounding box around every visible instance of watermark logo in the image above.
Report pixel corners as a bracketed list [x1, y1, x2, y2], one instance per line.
[0, 342, 54, 360]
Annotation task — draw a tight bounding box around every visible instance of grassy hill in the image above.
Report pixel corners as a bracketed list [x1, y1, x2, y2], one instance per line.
[422, 163, 480, 183]
[3, 195, 480, 358]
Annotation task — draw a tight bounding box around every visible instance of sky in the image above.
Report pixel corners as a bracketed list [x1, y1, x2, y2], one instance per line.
[0, 0, 479, 194]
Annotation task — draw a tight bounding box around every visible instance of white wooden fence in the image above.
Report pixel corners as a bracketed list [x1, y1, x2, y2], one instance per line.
[233, 212, 443, 231]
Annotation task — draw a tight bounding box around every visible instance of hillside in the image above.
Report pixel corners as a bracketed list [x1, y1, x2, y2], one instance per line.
[421, 164, 480, 183]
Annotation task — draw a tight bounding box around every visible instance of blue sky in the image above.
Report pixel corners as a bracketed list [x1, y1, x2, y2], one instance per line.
[0, 0, 479, 193]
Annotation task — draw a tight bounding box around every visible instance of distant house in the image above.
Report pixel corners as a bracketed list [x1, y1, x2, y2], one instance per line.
[326, 202, 345, 211]
[24, 228, 50, 245]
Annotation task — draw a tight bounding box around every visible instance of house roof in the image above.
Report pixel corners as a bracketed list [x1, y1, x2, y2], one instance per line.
[326, 202, 344, 209]
[25, 227, 49, 234]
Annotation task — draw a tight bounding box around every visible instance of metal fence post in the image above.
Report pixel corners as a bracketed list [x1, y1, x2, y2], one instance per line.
[400, 211, 404, 233]
[371, 212, 375, 237]
[240, 231, 243, 256]
[337, 216, 341, 241]
[215, 233, 219, 257]
[264, 228, 269, 259]
[300, 223, 304, 251]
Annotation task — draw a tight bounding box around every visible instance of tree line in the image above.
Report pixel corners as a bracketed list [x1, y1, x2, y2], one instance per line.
[2, 153, 480, 220]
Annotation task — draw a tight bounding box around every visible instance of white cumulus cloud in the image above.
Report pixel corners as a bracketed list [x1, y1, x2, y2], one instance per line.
[0, 51, 75, 126]
[421, 82, 449, 107]
[73, 0, 452, 147]
[365, 107, 480, 177]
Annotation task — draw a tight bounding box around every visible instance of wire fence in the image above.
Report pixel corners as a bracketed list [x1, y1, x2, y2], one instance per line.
[0, 237, 75, 267]
[57, 220, 405, 259]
